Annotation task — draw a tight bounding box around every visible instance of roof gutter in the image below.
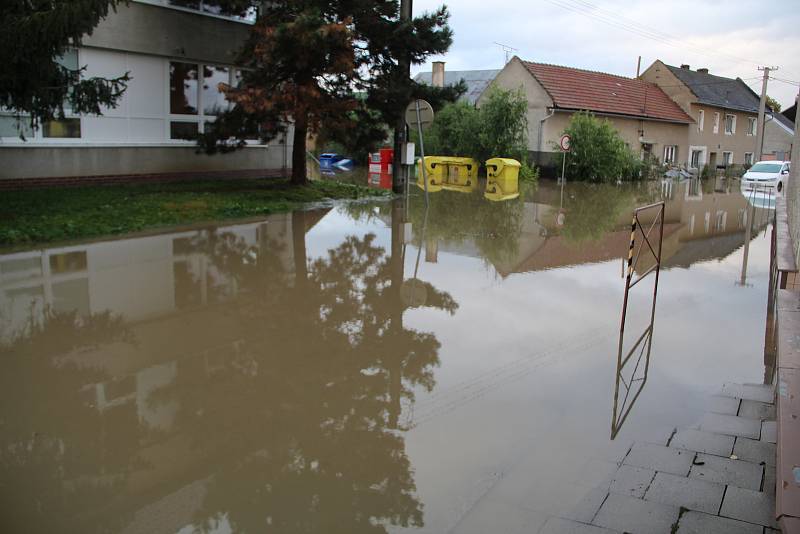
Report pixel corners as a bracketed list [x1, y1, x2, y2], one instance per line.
[552, 107, 693, 125]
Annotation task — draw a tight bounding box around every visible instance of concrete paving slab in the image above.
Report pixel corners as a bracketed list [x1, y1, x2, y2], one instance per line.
[623, 442, 694, 476]
[695, 412, 762, 439]
[719, 485, 778, 528]
[593, 493, 680, 534]
[721, 383, 775, 403]
[738, 400, 777, 420]
[591, 438, 634, 466]
[644, 471, 725, 514]
[608, 465, 655, 498]
[674, 510, 761, 534]
[670, 428, 735, 456]
[689, 453, 764, 491]
[761, 421, 777, 443]
[642, 427, 677, 446]
[539, 517, 619, 534]
[708, 395, 741, 415]
[732, 437, 776, 467]
[575, 460, 618, 490]
[561, 487, 609, 524]
[763, 463, 775, 496]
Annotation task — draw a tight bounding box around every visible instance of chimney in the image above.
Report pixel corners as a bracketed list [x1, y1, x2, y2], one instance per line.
[432, 61, 445, 88]
[680, 64, 691, 70]
[697, 68, 709, 74]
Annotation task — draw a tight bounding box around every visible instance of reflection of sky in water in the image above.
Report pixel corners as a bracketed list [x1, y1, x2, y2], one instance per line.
[0, 179, 775, 533]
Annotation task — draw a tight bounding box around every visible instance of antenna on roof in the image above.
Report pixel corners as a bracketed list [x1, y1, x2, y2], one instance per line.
[494, 42, 518, 65]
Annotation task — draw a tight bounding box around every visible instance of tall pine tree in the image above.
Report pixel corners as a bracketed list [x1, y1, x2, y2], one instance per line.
[201, 1, 454, 186]
[1, 1, 131, 134]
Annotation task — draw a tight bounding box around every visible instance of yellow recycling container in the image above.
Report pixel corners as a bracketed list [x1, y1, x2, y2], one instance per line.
[416, 156, 444, 192]
[485, 158, 521, 201]
[441, 157, 479, 193]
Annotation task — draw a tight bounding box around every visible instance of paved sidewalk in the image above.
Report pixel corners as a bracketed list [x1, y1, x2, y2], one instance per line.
[541, 382, 779, 534]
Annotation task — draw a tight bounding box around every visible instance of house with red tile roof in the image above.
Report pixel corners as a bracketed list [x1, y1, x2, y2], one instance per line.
[478, 57, 693, 175]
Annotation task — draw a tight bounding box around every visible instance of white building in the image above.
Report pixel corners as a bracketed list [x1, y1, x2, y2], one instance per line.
[0, 1, 292, 182]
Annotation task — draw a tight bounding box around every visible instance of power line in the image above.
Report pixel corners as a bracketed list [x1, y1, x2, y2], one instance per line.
[543, 0, 770, 69]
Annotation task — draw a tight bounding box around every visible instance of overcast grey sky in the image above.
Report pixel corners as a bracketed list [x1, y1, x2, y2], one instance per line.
[411, 0, 800, 109]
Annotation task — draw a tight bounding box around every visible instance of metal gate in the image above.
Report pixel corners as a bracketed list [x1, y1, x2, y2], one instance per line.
[611, 201, 665, 439]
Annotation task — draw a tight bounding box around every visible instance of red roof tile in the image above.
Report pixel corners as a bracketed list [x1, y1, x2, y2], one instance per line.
[522, 60, 693, 124]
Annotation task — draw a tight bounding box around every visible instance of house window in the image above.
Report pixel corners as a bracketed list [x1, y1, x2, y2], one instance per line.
[724, 114, 736, 135]
[163, 1, 257, 21]
[744, 152, 754, 165]
[697, 109, 704, 132]
[663, 145, 677, 163]
[691, 149, 703, 168]
[169, 61, 234, 140]
[714, 210, 727, 232]
[722, 152, 733, 166]
[43, 119, 81, 138]
[713, 112, 720, 134]
[747, 117, 756, 136]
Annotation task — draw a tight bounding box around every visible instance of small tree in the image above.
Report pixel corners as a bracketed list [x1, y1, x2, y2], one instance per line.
[201, 1, 454, 186]
[561, 111, 641, 182]
[476, 87, 528, 163]
[1, 1, 130, 133]
[766, 95, 782, 113]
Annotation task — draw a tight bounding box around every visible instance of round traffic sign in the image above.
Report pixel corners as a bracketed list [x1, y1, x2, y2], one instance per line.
[405, 99, 435, 131]
[559, 134, 571, 151]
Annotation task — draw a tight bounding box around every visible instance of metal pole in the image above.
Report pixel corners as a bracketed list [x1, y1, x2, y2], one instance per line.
[740, 198, 755, 286]
[561, 150, 566, 185]
[392, 0, 413, 193]
[415, 100, 429, 205]
[755, 67, 774, 161]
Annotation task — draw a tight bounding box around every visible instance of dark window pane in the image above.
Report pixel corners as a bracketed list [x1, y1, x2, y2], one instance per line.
[170, 121, 198, 140]
[170, 62, 198, 115]
[43, 119, 81, 138]
[49, 251, 87, 274]
[203, 65, 230, 115]
[168, 0, 200, 9]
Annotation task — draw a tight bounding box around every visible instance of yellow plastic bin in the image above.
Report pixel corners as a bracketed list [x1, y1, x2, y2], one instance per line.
[441, 157, 479, 193]
[416, 156, 444, 192]
[485, 158, 521, 201]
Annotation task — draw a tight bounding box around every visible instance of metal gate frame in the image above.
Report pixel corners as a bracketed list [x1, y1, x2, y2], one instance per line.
[611, 201, 665, 439]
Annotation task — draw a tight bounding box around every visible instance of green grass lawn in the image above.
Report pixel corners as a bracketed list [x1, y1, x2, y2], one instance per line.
[0, 178, 390, 248]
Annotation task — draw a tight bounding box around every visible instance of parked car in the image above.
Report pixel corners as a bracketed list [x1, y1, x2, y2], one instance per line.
[741, 161, 791, 192]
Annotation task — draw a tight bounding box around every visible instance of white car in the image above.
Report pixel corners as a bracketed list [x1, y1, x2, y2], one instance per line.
[741, 161, 791, 192]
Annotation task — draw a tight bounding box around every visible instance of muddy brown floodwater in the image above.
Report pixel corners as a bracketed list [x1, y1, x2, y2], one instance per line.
[0, 177, 776, 533]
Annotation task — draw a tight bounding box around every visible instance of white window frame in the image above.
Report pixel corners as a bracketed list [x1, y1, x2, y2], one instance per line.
[166, 60, 237, 144]
[724, 113, 736, 136]
[133, 0, 257, 24]
[697, 109, 704, 132]
[747, 117, 756, 136]
[722, 151, 733, 166]
[688, 145, 707, 170]
[663, 145, 677, 164]
[713, 112, 720, 134]
[744, 152, 754, 165]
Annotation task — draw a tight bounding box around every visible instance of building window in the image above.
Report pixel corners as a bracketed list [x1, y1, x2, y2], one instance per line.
[714, 210, 727, 232]
[170, 62, 199, 115]
[43, 119, 82, 138]
[663, 145, 677, 163]
[169, 61, 235, 140]
[722, 151, 733, 166]
[744, 152, 754, 165]
[747, 117, 756, 136]
[156, 1, 258, 22]
[713, 112, 720, 134]
[724, 113, 736, 135]
[691, 149, 703, 168]
[697, 109, 704, 132]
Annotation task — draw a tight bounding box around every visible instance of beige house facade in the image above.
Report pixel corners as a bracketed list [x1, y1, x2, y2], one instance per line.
[641, 60, 792, 169]
[480, 57, 692, 174]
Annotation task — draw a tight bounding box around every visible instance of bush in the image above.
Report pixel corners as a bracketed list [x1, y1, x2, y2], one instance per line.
[414, 87, 537, 180]
[560, 111, 643, 182]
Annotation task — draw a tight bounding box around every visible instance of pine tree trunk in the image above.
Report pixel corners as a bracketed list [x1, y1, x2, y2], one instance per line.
[291, 113, 309, 186]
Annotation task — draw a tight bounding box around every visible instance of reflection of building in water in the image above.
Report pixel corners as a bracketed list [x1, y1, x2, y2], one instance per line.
[0, 212, 326, 342]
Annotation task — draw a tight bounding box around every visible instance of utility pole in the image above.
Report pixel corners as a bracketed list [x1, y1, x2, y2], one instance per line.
[755, 66, 777, 161]
[392, 0, 413, 194]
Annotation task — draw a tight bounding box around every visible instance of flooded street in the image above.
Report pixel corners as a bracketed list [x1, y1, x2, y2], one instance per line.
[0, 177, 776, 533]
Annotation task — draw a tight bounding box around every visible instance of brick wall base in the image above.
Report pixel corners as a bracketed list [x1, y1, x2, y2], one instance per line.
[0, 168, 290, 191]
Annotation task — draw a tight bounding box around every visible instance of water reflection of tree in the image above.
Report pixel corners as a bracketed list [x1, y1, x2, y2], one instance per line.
[0, 308, 138, 534]
[407, 188, 528, 266]
[146, 211, 456, 532]
[559, 183, 636, 243]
